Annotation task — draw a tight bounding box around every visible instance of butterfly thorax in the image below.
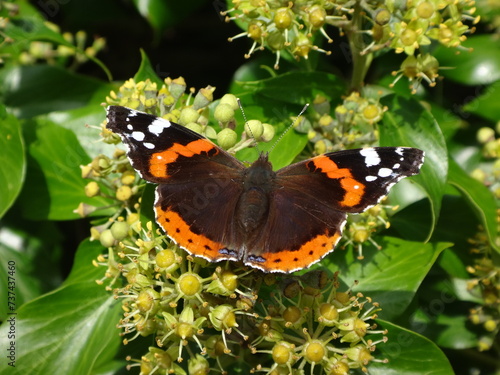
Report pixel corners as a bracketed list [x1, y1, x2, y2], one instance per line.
[235, 154, 276, 232]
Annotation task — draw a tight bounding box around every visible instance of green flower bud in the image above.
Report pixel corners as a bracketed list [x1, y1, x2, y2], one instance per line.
[176, 272, 203, 298]
[283, 306, 302, 327]
[416, 1, 435, 19]
[313, 94, 330, 115]
[84, 181, 100, 197]
[477, 127, 495, 144]
[274, 7, 294, 30]
[209, 304, 237, 330]
[375, 8, 391, 25]
[345, 345, 373, 365]
[303, 339, 326, 363]
[110, 221, 129, 241]
[116, 185, 132, 201]
[185, 122, 203, 134]
[260, 123, 275, 142]
[99, 229, 115, 248]
[136, 288, 160, 314]
[188, 353, 210, 375]
[217, 128, 238, 150]
[317, 303, 339, 326]
[168, 76, 186, 99]
[309, 5, 327, 29]
[179, 107, 200, 125]
[194, 86, 215, 110]
[214, 103, 235, 124]
[219, 93, 239, 110]
[155, 249, 178, 270]
[272, 341, 296, 365]
[121, 170, 136, 185]
[245, 119, 264, 139]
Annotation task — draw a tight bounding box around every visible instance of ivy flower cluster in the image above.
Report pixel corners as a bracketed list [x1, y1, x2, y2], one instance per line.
[0, 4, 105, 69]
[223, 0, 479, 90]
[467, 229, 500, 352]
[92, 218, 388, 374]
[77, 78, 390, 374]
[471, 124, 500, 200]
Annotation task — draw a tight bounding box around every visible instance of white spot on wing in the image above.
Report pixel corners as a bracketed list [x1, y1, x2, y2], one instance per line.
[378, 167, 393, 177]
[132, 131, 145, 141]
[393, 163, 400, 169]
[144, 142, 155, 149]
[365, 175, 377, 182]
[360, 148, 381, 167]
[148, 118, 171, 136]
[127, 124, 133, 130]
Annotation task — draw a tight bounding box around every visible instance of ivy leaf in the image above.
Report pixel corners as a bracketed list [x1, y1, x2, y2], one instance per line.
[134, 49, 164, 87]
[18, 119, 111, 220]
[463, 81, 500, 123]
[328, 237, 451, 320]
[0, 240, 123, 375]
[447, 158, 500, 253]
[434, 35, 500, 85]
[380, 94, 448, 241]
[2, 65, 113, 118]
[234, 71, 346, 105]
[131, 0, 206, 33]
[0, 106, 25, 218]
[369, 320, 454, 375]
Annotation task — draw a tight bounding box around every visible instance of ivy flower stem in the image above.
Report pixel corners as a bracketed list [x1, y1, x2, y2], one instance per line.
[348, 0, 373, 91]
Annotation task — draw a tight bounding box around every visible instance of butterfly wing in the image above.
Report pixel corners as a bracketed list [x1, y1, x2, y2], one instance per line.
[244, 147, 424, 272]
[106, 106, 245, 262]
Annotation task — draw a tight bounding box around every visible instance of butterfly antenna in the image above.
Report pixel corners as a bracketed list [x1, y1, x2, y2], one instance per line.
[269, 103, 309, 153]
[237, 98, 261, 152]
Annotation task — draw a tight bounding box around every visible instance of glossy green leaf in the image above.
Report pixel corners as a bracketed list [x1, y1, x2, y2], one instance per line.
[233, 71, 347, 104]
[134, 49, 164, 87]
[46, 104, 115, 159]
[434, 35, 500, 85]
[447, 158, 499, 253]
[369, 320, 454, 375]
[380, 94, 448, 241]
[327, 237, 451, 320]
[132, 0, 206, 32]
[1, 65, 113, 118]
[0, 107, 25, 218]
[408, 284, 480, 349]
[428, 102, 465, 141]
[0, 240, 123, 375]
[462, 80, 500, 123]
[0, 219, 63, 319]
[18, 119, 111, 220]
[0, 245, 41, 320]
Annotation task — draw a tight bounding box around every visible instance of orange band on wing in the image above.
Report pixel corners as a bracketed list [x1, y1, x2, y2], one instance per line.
[312, 157, 365, 207]
[149, 140, 217, 178]
[249, 232, 341, 273]
[155, 206, 226, 261]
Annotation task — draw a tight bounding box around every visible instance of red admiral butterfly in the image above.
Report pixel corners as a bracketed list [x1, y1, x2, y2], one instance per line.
[106, 105, 424, 273]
